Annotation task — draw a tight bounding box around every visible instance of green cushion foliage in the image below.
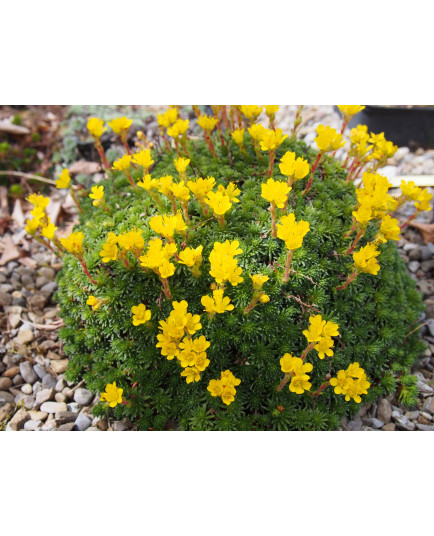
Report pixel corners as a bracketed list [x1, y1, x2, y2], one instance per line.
[56, 129, 425, 430]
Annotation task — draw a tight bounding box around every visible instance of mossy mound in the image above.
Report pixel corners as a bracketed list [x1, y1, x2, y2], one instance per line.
[56, 133, 424, 430]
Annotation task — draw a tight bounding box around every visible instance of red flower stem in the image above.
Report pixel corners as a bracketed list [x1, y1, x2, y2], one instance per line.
[204, 132, 217, 158]
[336, 270, 357, 291]
[161, 278, 172, 300]
[79, 259, 98, 285]
[400, 211, 418, 230]
[95, 140, 110, 171]
[283, 250, 294, 283]
[347, 229, 365, 255]
[304, 153, 322, 195]
[301, 342, 316, 361]
[268, 151, 276, 178]
[221, 105, 229, 129]
[121, 134, 131, 155]
[277, 372, 293, 392]
[270, 203, 277, 238]
[346, 157, 360, 182]
[70, 188, 83, 214]
[244, 298, 259, 315]
[126, 169, 137, 189]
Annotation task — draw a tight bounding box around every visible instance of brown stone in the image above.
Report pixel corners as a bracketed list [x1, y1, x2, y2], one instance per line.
[3, 366, 20, 378]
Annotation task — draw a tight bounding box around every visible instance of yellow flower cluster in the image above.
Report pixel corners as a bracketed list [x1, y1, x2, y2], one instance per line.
[60, 231, 84, 256]
[56, 169, 71, 189]
[400, 180, 433, 213]
[149, 213, 187, 241]
[259, 128, 288, 152]
[167, 118, 189, 139]
[87, 295, 103, 311]
[89, 185, 105, 207]
[209, 240, 243, 287]
[240, 105, 263, 122]
[112, 154, 132, 172]
[261, 178, 291, 209]
[302, 315, 339, 360]
[157, 107, 178, 128]
[207, 370, 241, 406]
[133, 149, 154, 170]
[314, 124, 345, 153]
[178, 245, 203, 277]
[279, 151, 310, 185]
[330, 362, 370, 403]
[353, 243, 380, 275]
[277, 213, 310, 251]
[337, 105, 365, 122]
[108, 116, 132, 135]
[280, 353, 313, 394]
[244, 274, 270, 313]
[156, 301, 210, 383]
[140, 238, 177, 279]
[25, 194, 57, 240]
[197, 115, 218, 132]
[87, 117, 106, 139]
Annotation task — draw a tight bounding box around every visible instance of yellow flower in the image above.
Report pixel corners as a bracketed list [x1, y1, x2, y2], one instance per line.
[60, 231, 84, 256]
[174, 157, 190, 175]
[89, 185, 104, 207]
[158, 175, 174, 196]
[87, 295, 103, 311]
[108, 116, 133, 135]
[178, 245, 203, 268]
[259, 128, 288, 152]
[352, 201, 373, 225]
[207, 379, 224, 397]
[209, 241, 243, 286]
[205, 190, 233, 216]
[157, 107, 178, 128]
[112, 154, 132, 172]
[280, 354, 312, 374]
[99, 238, 118, 263]
[279, 151, 310, 180]
[27, 193, 49, 209]
[150, 214, 186, 240]
[289, 373, 312, 394]
[217, 182, 241, 204]
[314, 336, 334, 360]
[117, 229, 144, 251]
[201, 289, 234, 315]
[350, 124, 369, 145]
[261, 178, 291, 209]
[131, 303, 152, 326]
[330, 363, 370, 403]
[314, 124, 345, 153]
[167, 119, 189, 138]
[197, 115, 218, 132]
[180, 366, 201, 384]
[302, 315, 326, 343]
[259, 294, 270, 304]
[132, 149, 154, 169]
[139, 238, 177, 278]
[377, 215, 400, 243]
[100, 382, 123, 408]
[264, 105, 279, 116]
[337, 105, 365, 122]
[187, 176, 216, 200]
[250, 274, 269, 291]
[171, 181, 190, 203]
[25, 217, 41, 234]
[277, 213, 310, 251]
[353, 243, 380, 275]
[231, 129, 245, 146]
[400, 180, 421, 201]
[248, 123, 266, 141]
[221, 387, 236, 405]
[56, 169, 71, 189]
[240, 105, 263, 122]
[415, 188, 433, 212]
[87, 117, 106, 139]
[40, 222, 57, 240]
[137, 174, 159, 191]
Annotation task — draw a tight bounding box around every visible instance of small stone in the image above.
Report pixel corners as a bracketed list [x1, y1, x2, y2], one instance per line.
[40, 401, 68, 414]
[42, 374, 56, 390]
[55, 377, 66, 392]
[33, 364, 46, 380]
[3, 365, 20, 378]
[0, 291, 12, 306]
[0, 402, 15, 422]
[57, 422, 75, 431]
[67, 402, 80, 413]
[32, 381, 42, 394]
[75, 413, 92, 431]
[376, 399, 392, 424]
[408, 261, 420, 273]
[423, 397, 434, 414]
[19, 362, 38, 384]
[55, 411, 76, 424]
[74, 388, 93, 406]
[0, 377, 12, 390]
[50, 359, 69, 374]
[27, 292, 49, 311]
[404, 410, 420, 420]
[416, 423, 434, 431]
[35, 388, 55, 407]
[23, 395, 35, 409]
[55, 392, 67, 403]
[9, 313, 21, 329]
[21, 383, 33, 395]
[41, 419, 58, 431]
[47, 351, 62, 360]
[394, 414, 416, 431]
[28, 410, 47, 421]
[40, 282, 57, 293]
[62, 387, 74, 399]
[13, 374, 23, 386]
[96, 419, 108, 431]
[24, 420, 42, 431]
[14, 329, 34, 345]
[363, 417, 384, 429]
[113, 420, 131, 431]
[420, 246, 432, 261]
[9, 407, 29, 431]
[409, 247, 422, 260]
[382, 423, 396, 431]
[0, 391, 15, 403]
[40, 267, 56, 280]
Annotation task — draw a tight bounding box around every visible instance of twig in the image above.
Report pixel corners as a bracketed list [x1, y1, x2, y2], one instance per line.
[19, 317, 65, 330]
[289, 269, 320, 286]
[285, 294, 321, 314]
[0, 171, 56, 185]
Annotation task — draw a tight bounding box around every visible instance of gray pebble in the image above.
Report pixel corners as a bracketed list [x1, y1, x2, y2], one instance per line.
[40, 401, 68, 414]
[19, 362, 38, 384]
[74, 388, 94, 406]
[408, 261, 420, 273]
[21, 383, 33, 395]
[0, 390, 15, 403]
[363, 417, 384, 429]
[57, 422, 75, 431]
[42, 374, 56, 390]
[376, 399, 392, 424]
[35, 388, 55, 407]
[75, 413, 92, 431]
[24, 420, 42, 431]
[33, 364, 47, 380]
[40, 282, 57, 294]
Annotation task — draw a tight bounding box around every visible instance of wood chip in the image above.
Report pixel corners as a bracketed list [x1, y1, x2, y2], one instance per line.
[409, 222, 434, 244]
[69, 160, 101, 175]
[0, 119, 31, 135]
[0, 235, 20, 265]
[11, 199, 25, 227]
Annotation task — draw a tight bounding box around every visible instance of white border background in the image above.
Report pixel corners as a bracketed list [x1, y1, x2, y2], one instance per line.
[1, 1, 433, 534]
